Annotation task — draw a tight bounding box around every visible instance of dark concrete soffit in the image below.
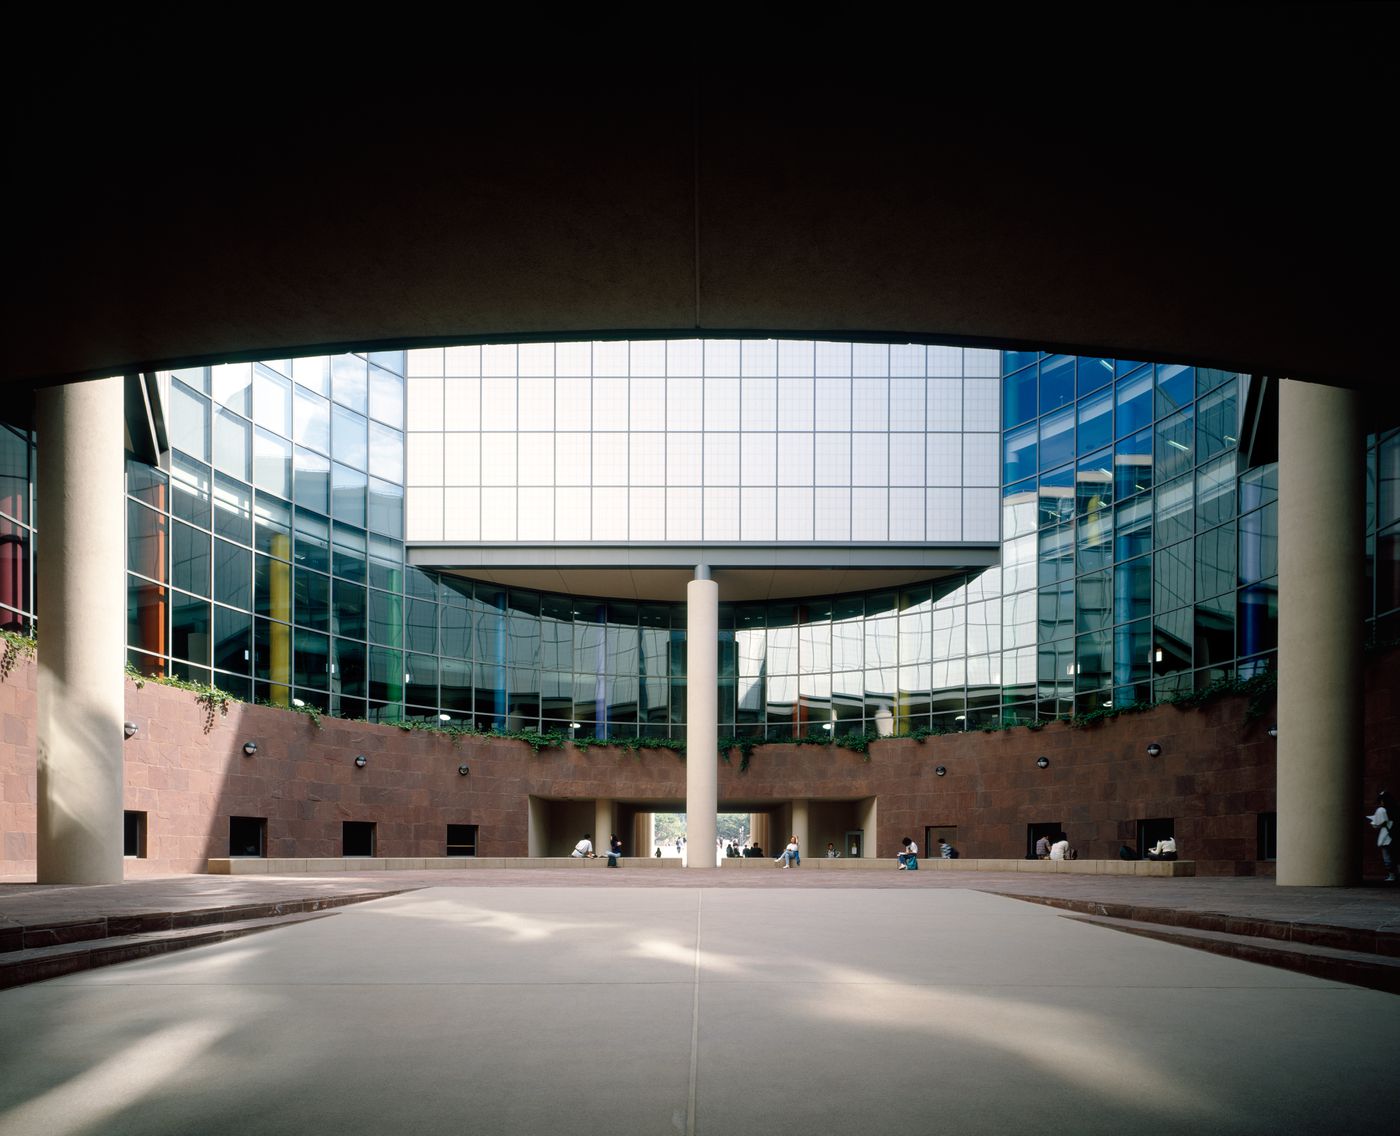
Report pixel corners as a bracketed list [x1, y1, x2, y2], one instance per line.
[407, 543, 1000, 572]
[5, 11, 1396, 408]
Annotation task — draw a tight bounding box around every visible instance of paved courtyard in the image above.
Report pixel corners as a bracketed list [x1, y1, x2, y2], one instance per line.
[0, 883, 1392, 1135]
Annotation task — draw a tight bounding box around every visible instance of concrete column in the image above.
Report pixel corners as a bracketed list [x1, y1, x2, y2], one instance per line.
[35, 377, 126, 884]
[527, 797, 548, 858]
[685, 567, 718, 867]
[594, 798, 614, 854]
[791, 799, 810, 862]
[1276, 379, 1364, 887]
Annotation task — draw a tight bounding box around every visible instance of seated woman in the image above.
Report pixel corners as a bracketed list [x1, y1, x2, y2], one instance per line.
[896, 836, 919, 870]
[774, 836, 801, 868]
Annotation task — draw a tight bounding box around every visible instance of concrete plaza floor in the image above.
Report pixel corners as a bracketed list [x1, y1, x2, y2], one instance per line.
[0, 881, 1393, 1135]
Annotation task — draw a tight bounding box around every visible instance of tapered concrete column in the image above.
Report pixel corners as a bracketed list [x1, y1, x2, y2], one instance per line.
[594, 798, 614, 853]
[35, 378, 126, 884]
[685, 567, 718, 867]
[791, 799, 810, 861]
[1277, 379, 1364, 886]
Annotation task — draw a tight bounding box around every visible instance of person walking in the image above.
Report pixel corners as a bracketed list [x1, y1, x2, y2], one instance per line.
[1367, 790, 1395, 882]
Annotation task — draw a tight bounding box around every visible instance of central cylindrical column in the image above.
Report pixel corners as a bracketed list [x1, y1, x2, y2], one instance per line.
[594, 798, 614, 855]
[1276, 379, 1364, 886]
[791, 799, 810, 864]
[35, 377, 126, 884]
[685, 568, 718, 867]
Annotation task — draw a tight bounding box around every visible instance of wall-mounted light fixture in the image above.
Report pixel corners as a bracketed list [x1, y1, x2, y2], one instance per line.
[242, 741, 258, 757]
[1146, 743, 1162, 757]
[1036, 756, 1050, 769]
[123, 721, 139, 739]
[935, 765, 947, 777]
[354, 755, 367, 769]
[1267, 726, 1278, 738]
[458, 764, 470, 776]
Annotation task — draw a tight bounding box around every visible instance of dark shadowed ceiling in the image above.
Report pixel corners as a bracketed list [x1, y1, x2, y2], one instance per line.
[6, 8, 1395, 424]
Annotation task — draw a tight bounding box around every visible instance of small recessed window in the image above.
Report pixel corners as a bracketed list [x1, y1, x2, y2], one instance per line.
[123, 811, 147, 858]
[1257, 812, 1277, 861]
[343, 821, 376, 857]
[229, 816, 267, 857]
[446, 824, 478, 857]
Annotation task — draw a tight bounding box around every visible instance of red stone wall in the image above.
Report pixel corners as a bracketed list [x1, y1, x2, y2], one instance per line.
[1, 649, 1396, 877]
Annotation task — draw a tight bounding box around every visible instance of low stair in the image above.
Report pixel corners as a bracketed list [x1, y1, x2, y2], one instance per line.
[0, 889, 408, 990]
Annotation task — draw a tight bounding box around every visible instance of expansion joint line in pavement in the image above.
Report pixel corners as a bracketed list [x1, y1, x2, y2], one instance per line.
[687, 890, 703, 1136]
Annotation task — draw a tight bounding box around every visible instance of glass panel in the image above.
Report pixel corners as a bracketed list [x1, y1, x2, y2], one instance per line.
[1114, 554, 1151, 624]
[1003, 423, 1036, 485]
[293, 447, 330, 515]
[293, 387, 330, 454]
[253, 365, 291, 435]
[1155, 406, 1194, 482]
[332, 405, 368, 471]
[369, 366, 405, 429]
[1039, 406, 1074, 471]
[213, 606, 252, 674]
[170, 521, 210, 597]
[169, 383, 210, 461]
[332, 463, 367, 528]
[293, 627, 330, 688]
[1197, 378, 1239, 461]
[1115, 369, 1152, 438]
[294, 568, 331, 631]
[170, 591, 211, 665]
[253, 429, 292, 498]
[1002, 365, 1037, 429]
[1238, 502, 1278, 585]
[1155, 363, 1194, 417]
[1039, 355, 1074, 413]
[294, 508, 330, 573]
[213, 539, 251, 609]
[127, 501, 166, 582]
[331, 354, 369, 413]
[1078, 389, 1112, 456]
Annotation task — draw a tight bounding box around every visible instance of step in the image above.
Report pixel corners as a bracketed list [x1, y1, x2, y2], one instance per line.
[0, 910, 335, 990]
[1065, 912, 1400, 995]
[0, 888, 412, 955]
[992, 892, 1400, 958]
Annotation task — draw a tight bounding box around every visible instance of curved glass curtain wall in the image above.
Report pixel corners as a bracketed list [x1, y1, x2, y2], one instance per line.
[3, 344, 1399, 732]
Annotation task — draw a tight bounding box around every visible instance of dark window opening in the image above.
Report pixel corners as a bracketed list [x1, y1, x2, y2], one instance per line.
[925, 825, 959, 858]
[1257, 812, 1277, 861]
[343, 821, 376, 857]
[446, 824, 478, 857]
[1137, 817, 1175, 855]
[229, 815, 266, 857]
[123, 810, 147, 858]
[1027, 821, 1061, 858]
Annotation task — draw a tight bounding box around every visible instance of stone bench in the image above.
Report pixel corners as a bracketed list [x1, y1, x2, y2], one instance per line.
[208, 856, 1193, 876]
[719, 857, 1195, 876]
[207, 856, 685, 874]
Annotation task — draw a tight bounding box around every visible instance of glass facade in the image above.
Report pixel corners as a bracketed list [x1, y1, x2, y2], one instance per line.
[3, 342, 1396, 735]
